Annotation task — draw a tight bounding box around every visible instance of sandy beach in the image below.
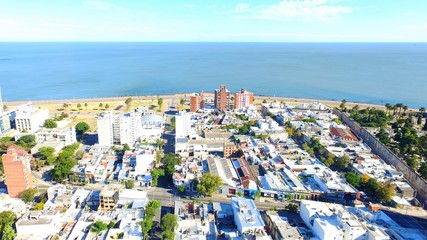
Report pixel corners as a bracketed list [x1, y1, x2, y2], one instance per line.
[4, 93, 390, 110]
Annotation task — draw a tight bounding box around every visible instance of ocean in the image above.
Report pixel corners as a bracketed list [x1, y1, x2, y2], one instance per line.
[0, 42, 426, 107]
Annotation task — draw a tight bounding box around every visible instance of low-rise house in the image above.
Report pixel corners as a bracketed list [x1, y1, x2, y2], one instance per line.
[300, 200, 367, 240]
[175, 201, 217, 240]
[264, 211, 303, 240]
[16, 210, 61, 239]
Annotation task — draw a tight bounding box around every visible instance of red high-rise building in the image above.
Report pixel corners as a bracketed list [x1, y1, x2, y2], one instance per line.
[2, 147, 33, 198]
[234, 88, 254, 110]
[190, 92, 204, 112]
[214, 85, 232, 111]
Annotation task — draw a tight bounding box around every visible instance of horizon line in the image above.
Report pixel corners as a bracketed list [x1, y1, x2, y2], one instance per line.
[0, 41, 426, 44]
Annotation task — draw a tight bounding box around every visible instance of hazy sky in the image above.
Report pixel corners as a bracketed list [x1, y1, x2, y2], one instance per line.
[0, 0, 426, 42]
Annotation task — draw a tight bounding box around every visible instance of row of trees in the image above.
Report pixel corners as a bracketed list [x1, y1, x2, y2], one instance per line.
[141, 200, 161, 239]
[161, 213, 178, 240]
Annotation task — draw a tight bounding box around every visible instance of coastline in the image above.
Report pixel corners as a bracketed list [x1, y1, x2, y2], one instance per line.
[4, 93, 390, 110]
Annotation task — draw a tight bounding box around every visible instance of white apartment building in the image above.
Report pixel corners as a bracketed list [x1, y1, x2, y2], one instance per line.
[36, 127, 77, 146]
[15, 107, 49, 132]
[300, 200, 367, 240]
[97, 111, 142, 146]
[175, 111, 196, 139]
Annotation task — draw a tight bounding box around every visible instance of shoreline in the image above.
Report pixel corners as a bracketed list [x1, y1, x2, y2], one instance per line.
[3, 93, 392, 110]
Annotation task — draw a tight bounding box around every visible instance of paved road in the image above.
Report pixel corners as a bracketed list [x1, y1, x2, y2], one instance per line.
[145, 187, 288, 210]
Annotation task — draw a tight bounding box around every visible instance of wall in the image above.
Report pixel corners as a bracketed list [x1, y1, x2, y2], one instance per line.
[333, 109, 427, 202]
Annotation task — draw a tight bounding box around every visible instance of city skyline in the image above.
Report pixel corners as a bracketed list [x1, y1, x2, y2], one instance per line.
[0, 0, 427, 42]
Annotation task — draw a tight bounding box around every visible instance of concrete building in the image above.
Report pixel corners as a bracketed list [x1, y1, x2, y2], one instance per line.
[97, 110, 142, 146]
[0, 103, 32, 134]
[231, 197, 265, 234]
[2, 147, 33, 198]
[14, 106, 49, 133]
[36, 126, 77, 146]
[99, 184, 124, 211]
[175, 111, 196, 139]
[264, 211, 303, 240]
[300, 200, 367, 240]
[234, 88, 254, 110]
[190, 92, 204, 112]
[214, 85, 232, 111]
[140, 114, 163, 140]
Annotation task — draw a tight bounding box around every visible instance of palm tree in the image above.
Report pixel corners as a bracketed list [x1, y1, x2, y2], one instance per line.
[385, 103, 392, 115]
[394, 103, 403, 116]
[179, 98, 185, 110]
[155, 138, 165, 150]
[403, 105, 408, 115]
[84, 103, 88, 110]
[340, 99, 347, 110]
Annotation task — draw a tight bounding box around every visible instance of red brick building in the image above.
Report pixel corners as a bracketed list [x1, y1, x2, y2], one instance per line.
[214, 85, 232, 111]
[190, 92, 204, 112]
[2, 147, 33, 198]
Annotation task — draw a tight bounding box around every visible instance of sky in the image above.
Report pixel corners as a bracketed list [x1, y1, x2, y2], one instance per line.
[0, 0, 426, 42]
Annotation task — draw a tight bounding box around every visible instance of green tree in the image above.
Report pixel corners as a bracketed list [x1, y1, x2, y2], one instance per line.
[52, 144, 79, 181]
[151, 168, 165, 187]
[91, 221, 108, 232]
[77, 103, 82, 109]
[141, 200, 160, 239]
[124, 180, 134, 189]
[123, 144, 131, 151]
[63, 103, 69, 109]
[340, 99, 347, 110]
[419, 162, 427, 179]
[21, 188, 37, 203]
[253, 190, 261, 200]
[161, 213, 178, 233]
[43, 119, 57, 128]
[344, 172, 360, 187]
[196, 173, 223, 196]
[156, 139, 165, 150]
[84, 103, 88, 110]
[179, 98, 185, 110]
[161, 153, 181, 175]
[359, 174, 370, 188]
[286, 203, 298, 213]
[16, 134, 36, 151]
[125, 97, 133, 109]
[157, 98, 163, 111]
[376, 128, 391, 146]
[38, 146, 55, 160]
[335, 155, 351, 171]
[34, 202, 44, 210]
[141, 218, 153, 239]
[417, 115, 423, 125]
[170, 116, 176, 131]
[406, 156, 419, 170]
[178, 185, 186, 193]
[75, 122, 90, 134]
[0, 210, 17, 240]
[2, 224, 16, 240]
[162, 230, 175, 240]
[108, 221, 116, 229]
[99, 103, 103, 108]
[376, 181, 396, 203]
[105, 103, 110, 110]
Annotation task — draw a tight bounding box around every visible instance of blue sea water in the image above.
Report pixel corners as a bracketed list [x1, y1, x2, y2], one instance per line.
[0, 42, 426, 107]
